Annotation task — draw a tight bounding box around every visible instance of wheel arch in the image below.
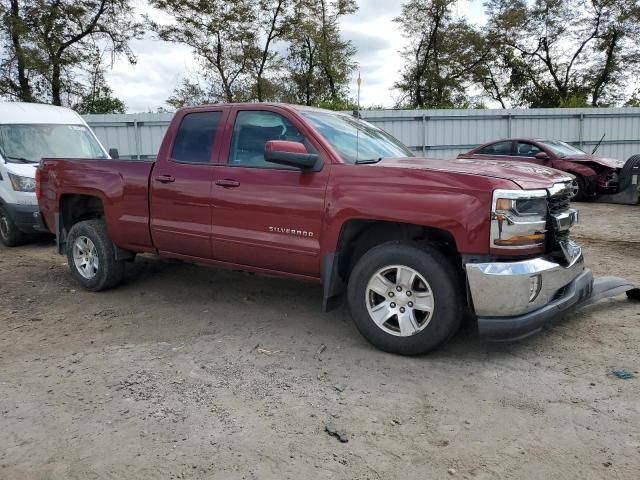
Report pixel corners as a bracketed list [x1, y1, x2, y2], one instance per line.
[57, 194, 132, 260]
[322, 218, 462, 311]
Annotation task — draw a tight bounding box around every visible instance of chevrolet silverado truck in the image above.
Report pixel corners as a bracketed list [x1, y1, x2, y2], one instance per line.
[36, 104, 638, 354]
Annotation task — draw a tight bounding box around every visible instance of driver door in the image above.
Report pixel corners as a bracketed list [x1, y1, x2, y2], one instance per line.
[210, 107, 330, 277]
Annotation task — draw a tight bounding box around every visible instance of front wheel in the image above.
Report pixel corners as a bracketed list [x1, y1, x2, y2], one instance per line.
[66, 219, 125, 291]
[0, 206, 26, 247]
[347, 242, 463, 355]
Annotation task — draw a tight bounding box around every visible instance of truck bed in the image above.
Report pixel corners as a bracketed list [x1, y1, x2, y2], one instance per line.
[38, 158, 156, 252]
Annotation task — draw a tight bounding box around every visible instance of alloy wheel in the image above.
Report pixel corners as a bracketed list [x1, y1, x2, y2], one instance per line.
[72, 236, 100, 279]
[365, 265, 435, 337]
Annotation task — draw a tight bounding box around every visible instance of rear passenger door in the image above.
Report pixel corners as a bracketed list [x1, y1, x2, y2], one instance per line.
[150, 109, 227, 259]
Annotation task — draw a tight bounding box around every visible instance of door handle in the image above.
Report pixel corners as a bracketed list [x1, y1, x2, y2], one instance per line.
[215, 179, 240, 188]
[155, 175, 175, 183]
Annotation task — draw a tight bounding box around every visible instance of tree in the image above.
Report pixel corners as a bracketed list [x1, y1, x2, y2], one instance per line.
[0, 0, 141, 106]
[148, 0, 257, 104]
[394, 0, 490, 109]
[624, 89, 640, 107]
[0, 0, 44, 101]
[249, 0, 292, 102]
[73, 57, 125, 114]
[165, 77, 219, 109]
[484, 0, 640, 107]
[285, 0, 357, 106]
[153, 0, 357, 109]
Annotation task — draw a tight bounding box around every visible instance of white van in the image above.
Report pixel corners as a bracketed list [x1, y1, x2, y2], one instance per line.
[0, 102, 110, 246]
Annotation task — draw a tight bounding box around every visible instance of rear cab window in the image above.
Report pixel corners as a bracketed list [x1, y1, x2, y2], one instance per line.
[171, 111, 223, 164]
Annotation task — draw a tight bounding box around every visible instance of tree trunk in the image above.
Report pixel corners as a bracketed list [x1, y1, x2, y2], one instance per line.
[591, 29, 619, 106]
[51, 61, 62, 106]
[9, 0, 33, 102]
[256, 0, 284, 102]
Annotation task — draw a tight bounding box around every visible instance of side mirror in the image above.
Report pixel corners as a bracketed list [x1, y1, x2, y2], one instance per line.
[535, 151, 549, 160]
[264, 140, 319, 170]
[108, 148, 120, 159]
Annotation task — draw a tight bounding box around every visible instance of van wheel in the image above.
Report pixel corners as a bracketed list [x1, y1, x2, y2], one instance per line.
[347, 242, 463, 355]
[66, 220, 125, 291]
[0, 207, 26, 247]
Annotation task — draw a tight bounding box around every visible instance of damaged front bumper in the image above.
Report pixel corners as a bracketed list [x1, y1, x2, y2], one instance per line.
[465, 247, 637, 341]
[596, 154, 640, 205]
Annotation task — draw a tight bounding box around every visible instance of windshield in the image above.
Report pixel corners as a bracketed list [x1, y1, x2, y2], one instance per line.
[301, 111, 414, 163]
[0, 124, 106, 163]
[541, 140, 585, 158]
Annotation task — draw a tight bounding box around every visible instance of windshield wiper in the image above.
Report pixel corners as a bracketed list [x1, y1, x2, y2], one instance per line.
[5, 155, 38, 164]
[355, 157, 383, 164]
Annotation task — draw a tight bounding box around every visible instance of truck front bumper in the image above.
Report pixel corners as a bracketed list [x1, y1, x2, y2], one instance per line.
[465, 251, 637, 341]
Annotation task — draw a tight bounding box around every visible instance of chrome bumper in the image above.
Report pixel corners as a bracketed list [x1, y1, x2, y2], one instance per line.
[466, 253, 586, 317]
[465, 250, 637, 341]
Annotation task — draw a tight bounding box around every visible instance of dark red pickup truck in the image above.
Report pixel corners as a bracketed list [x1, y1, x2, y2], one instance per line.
[36, 104, 637, 354]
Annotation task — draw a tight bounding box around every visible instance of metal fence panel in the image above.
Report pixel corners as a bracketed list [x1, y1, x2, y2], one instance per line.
[84, 107, 640, 161]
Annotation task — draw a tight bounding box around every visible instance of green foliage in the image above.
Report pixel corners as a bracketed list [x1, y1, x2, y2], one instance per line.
[394, 0, 490, 109]
[483, 0, 640, 108]
[0, 0, 141, 106]
[150, 0, 358, 109]
[283, 0, 357, 106]
[624, 91, 640, 107]
[73, 68, 125, 114]
[396, 0, 640, 108]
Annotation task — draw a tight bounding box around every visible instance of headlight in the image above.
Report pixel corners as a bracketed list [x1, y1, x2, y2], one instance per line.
[491, 189, 547, 250]
[8, 173, 36, 192]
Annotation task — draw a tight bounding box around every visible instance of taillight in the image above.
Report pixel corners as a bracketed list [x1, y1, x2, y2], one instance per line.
[35, 168, 41, 200]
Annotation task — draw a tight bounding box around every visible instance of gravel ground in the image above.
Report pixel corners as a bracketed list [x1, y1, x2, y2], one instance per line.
[1, 202, 639, 480]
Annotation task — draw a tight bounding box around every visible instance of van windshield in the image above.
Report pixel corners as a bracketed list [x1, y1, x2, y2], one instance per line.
[0, 124, 106, 163]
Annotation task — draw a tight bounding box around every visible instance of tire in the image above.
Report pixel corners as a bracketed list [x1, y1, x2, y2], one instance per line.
[0, 206, 27, 247]
[618, 154, 640, 191]
[347, 241, 463, 355]
[569, 175, 586, 201]
[66, 219, 125, 291]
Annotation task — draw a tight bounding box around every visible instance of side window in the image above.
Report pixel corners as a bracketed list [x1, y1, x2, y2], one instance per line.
[229, 111, 306, 168]
[516, 142, 542, 157]
[477, 141, 512, 156]
[171, 111, 222, 164]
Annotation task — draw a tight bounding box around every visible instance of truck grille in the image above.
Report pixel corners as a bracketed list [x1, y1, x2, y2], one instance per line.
[548, 192, 571, 215]
[546, 185, 574, 261]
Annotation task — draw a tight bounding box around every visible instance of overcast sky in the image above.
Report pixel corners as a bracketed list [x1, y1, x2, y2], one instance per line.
[105, 0, 486, 113]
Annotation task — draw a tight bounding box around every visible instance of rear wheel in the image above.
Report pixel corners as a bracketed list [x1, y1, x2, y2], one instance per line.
[0, 206, 26, 247]
[347, 242, 463, 355]
[66, 219, 125, 291]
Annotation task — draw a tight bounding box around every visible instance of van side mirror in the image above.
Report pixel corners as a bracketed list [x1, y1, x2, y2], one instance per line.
[108, 148, 120, 159]
[535, 151, 549, 160]
[264, 140, 319, 170]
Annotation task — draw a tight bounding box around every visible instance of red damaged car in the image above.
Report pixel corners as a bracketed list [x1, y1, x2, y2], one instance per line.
[458, 138, 639, 203]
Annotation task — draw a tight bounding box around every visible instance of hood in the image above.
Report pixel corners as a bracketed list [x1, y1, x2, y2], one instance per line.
[560, 154, 625, 169]
[373, 157, 572, 190]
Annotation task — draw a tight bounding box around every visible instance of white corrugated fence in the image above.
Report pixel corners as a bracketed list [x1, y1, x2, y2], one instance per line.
[84, 107, 640, 161]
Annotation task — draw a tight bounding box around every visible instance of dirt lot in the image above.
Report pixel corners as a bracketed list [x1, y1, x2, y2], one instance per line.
[1, 202, 639, 480]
